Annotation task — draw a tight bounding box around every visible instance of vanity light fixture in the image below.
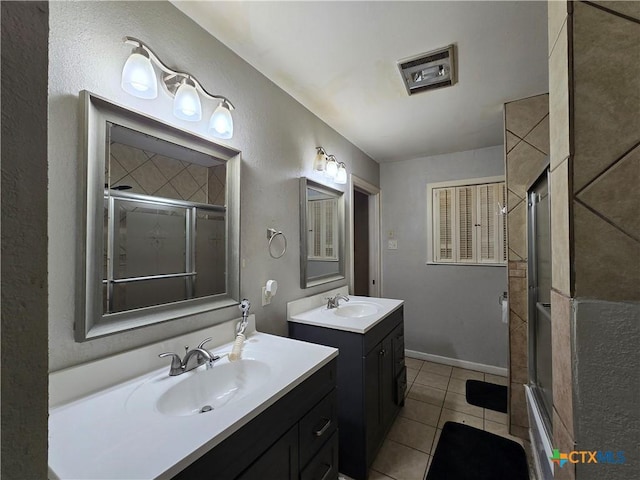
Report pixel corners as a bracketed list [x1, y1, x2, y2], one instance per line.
[121, 37, 235, 138]
[313, 147, 348, 184]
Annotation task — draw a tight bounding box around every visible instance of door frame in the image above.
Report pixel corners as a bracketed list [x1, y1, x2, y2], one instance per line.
[349, 174, 381, 297]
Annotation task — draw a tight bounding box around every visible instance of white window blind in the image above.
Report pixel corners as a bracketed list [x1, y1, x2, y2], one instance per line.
[431, 181, 505, 265]
[307, 198, 338, 261]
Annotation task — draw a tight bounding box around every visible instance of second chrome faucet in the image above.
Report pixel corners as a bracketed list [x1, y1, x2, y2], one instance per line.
[159, 337, 220, 376]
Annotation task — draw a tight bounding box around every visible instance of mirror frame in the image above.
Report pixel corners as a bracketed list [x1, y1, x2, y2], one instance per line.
[299, 177, 345, 288]
[77, 91, 241, 341]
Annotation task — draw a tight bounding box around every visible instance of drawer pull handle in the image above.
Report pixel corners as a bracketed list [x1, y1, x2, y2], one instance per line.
[314, 418, 331, 437]
[319, 462, 333, 480]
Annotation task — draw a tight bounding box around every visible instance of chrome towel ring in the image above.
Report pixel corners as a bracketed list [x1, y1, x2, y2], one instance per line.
[267, 228, 287, 259]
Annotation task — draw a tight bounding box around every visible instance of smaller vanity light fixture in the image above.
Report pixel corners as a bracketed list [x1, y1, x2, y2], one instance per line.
[121, 36, 235, 139]
[313, 147, 348, 184]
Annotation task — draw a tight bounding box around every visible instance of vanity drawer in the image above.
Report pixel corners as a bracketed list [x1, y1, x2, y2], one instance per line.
[301, 430, 339, 480]
[299, 389, 338, 468]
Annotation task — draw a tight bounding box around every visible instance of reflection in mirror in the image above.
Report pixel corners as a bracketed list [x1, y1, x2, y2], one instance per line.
[300, 178, 345, 288]
[79, 91, 240, 341]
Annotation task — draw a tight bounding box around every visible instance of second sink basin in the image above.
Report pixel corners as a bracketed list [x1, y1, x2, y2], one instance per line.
[333, 302, 379, 318]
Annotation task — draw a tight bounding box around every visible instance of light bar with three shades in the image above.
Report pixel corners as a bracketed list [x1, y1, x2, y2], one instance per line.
[313, 147, 347, 184]
[120, 36, 234, 140]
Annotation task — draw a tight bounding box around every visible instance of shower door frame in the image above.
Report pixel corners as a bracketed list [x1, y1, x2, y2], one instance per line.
[527, 165, 553, 440]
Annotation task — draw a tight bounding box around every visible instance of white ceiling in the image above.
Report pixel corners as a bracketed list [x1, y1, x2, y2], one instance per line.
[173, 1, 549, 163]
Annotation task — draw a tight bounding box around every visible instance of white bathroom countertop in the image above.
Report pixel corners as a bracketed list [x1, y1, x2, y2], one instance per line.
[288, 295, 404, 334]
[48, 332, 338, 480]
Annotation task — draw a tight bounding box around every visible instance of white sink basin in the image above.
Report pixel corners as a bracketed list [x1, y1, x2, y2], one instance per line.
[333, 302, 379, 318]
[127, 359, 271, 417]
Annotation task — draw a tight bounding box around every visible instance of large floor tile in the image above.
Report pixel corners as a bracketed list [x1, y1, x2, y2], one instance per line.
[387, 416, 437, 454]
[485, 409, 508, 425]
[406, 367, 419, 384]
[443, 391, 484, 418]
[399, 398, 442, 427]
[446, 377, 467, 395]
[405, 357, 424, 370]
[408, 383, 446, 407]
[414, 370, 450, 391]
[371, 439, 430, 480]
[431, 428, 442, 454]
[485, 373, 508, 386]
[437, 408, 484, 429]
[451, 367, 485, 381]
[420, 361, 452, 377]
[367, 470, 395, 480]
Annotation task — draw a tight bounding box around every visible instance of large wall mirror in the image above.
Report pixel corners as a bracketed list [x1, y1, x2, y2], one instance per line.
[78, 91, 240, 341]
[299, 178, 345, 288]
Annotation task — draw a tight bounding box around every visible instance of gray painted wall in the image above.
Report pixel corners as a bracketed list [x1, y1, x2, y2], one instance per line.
[49, 1, 379, 371]
[574, 300, 640, 480]
[380, 146, 508, 368]
[1, 2, 49, 477]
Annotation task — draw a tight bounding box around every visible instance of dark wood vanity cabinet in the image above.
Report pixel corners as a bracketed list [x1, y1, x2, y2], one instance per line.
[172, 359, 338, 480]
[289, 306, 406, 480]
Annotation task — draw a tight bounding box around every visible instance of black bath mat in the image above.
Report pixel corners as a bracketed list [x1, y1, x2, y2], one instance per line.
[426, 422, 529, 480]
[466, 379, 508, 413]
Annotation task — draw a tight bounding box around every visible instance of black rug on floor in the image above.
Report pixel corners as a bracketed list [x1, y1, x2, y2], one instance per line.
[426, 422, 529, 480]
[466, 379, 508, 413]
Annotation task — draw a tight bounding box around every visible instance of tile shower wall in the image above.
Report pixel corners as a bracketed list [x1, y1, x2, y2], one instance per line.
[550, 3, 640, 479]
[503, 93, 549, 437]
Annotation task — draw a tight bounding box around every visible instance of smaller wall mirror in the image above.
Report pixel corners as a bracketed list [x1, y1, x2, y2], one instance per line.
[78, 91, 240, 341]
[300, 178, 345, 288]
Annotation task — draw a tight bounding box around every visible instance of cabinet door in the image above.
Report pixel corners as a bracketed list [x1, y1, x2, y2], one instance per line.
[364, 344, 383, 465]
[380, 334, 396, 430]
[236, 425, 298, 480]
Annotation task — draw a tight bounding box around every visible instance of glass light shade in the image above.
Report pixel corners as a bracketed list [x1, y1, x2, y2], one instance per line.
[208, 103, 233, 139]
[121, 51, 158, 99]
[325, 156, 338, 178]
[335, 163, 347, 184]
[313, 151, 326, 172]
[173, 81, 202, 121]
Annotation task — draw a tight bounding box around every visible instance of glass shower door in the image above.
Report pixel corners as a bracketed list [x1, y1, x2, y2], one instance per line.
[528, 169, 553, 436]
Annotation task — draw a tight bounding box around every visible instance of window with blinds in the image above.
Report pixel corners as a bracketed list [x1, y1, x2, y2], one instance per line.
[431, 181, 506, 264]
[307, 198, 339, 261]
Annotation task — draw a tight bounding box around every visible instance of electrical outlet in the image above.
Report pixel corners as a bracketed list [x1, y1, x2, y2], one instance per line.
[261, 286, 271, 306]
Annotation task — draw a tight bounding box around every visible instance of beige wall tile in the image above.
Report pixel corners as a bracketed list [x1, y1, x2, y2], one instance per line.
[506, 131, 521, 153]
[130, 160, 168, 195]
[591, 1, 640, 22]
[551, 290, 574, 437]
[505, 94, 550, 139]
[508, 275, 528, 322]
[510, 423, 529, 441]
[152, 154, 186, 180]
[524, 114, 550, 155]
[508, 200, 527, 261]
[507, 189, 524, 213]
[509, 318, 528, 385]
[549, 20, 570, 170]
[507, 140, 549, 198]
[577, 146, 640, 240]
[548, 0, 568, 56]
[572, 2, 640, 191]
[574, 201, 640, 301]
[510, 382, 529, 429]
[553, 409, 576, 480]
[551, 159, 571, 295]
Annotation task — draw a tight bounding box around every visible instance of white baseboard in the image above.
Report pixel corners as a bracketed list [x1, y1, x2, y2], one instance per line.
[405, 349, 508, 377]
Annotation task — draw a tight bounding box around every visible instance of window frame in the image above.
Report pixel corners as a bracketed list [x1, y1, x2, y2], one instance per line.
[426, 176, 506, 266]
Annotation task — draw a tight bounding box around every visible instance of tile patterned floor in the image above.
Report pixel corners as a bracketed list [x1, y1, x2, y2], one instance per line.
[365, 358, 523, 480]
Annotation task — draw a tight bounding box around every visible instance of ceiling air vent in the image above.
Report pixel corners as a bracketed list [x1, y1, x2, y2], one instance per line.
[398, 44, 457, 95]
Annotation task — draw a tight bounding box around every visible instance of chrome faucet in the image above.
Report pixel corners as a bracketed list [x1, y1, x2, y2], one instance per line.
[326, 293, 350, 309]
[158, 337, 220, 376]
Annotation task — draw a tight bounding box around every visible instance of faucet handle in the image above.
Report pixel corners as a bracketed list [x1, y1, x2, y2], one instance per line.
[198, 337, 213, 349]
[158, 352, 183, 374]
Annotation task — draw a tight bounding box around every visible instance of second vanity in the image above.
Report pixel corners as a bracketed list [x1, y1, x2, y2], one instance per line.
[288, 290, 406, 480]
